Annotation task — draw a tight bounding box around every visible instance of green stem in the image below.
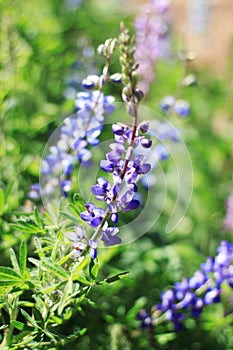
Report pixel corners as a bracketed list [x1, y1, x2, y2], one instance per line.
[1, 295, 19, 347]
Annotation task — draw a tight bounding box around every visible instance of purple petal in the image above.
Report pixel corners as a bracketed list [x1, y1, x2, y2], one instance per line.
[126, 199, 140, 210]
[100, 160, 114, 172]
[112, 123, 125, 135]
[90, 248, 97, 259]
[91, 185, 106, 196]
[80, 211, 91, 221]
[90, 217, 102, 227]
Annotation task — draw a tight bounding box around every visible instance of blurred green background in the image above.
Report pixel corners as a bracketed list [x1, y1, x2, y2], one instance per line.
[0, 0, 233, 349]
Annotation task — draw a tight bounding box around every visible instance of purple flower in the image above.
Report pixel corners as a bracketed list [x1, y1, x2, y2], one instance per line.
[174, 100, 190, 117]
[37, 90, 115, 199]
[101, 225, 121, 246]
[141, 240, 233, 331]
[66, 226, 99, 259]
[189, 271, 207, 289]
[80, 203, 105, 227]
[135, 0, 171, 94]
[159, 95, 175, 113]
[204, 288, 221, 305]
[28, 183, 41, 200]
[89, 239, 98, 259]
[137, 309, 152, 328]
[66, 226, 87, 258]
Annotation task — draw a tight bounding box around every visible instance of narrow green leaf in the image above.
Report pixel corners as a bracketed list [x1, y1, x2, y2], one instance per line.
[19, 241, 27, 276]
[73, 193, 86, 214]
[11, 320, 24, 331]
[89, 259, 99, 281]
[98, 271, 129, 285]
[58, 279, 73, 315]
[58, 252, 73, 266]
[59, 210, 81, 223]
[21, 309, 40, 329]
[10, 223, 44, 234]
[50, 315, 63, 324]
[28, 257, 40, 267]
[0, 280, 21, 287]
[9, 249, 20, 275]
[51, 231, 63, 261]
[73, 276, 91, 285]
[18, 301, 34, 307]
[0, 267, 22, 280]
[42, 259, 70, 279]
[34, 207, 43, 228]
[0, 188, 4, 215]
[68, 203, 82, 217]
[5, 181, 14, 200]
[71, 256, 90, 277]
[34, 237, 44, 258]
[40, 283, 61, 294]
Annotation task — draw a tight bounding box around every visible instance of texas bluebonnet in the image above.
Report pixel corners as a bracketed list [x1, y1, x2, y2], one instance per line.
[36, 91, 115, 199]
[138, 241, 233, 330]
[30, 38, 117, 201]
[69, 24, 153, 256]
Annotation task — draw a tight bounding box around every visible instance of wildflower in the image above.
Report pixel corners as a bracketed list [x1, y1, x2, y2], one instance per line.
[140, 241, 233, 330]
[66, 226, 98, 259]
[38, 91, 115, 199]
[135, 0, 171, 94]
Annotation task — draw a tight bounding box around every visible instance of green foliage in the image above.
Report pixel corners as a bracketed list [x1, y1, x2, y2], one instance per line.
[0, 0, 232, 349]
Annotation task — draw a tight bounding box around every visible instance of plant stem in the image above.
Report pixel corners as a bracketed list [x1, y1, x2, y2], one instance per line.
[1, 295, 19, 347]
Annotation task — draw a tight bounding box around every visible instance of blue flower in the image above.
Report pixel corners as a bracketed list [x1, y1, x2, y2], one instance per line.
[36, 90, 115, 199]
[159, 95, 175, 113]
[80, 203, 105, 227]
[66, 226, 99, 259]
[141, 241, 233, 331]
[101, 225, 121, 246]
[137, 309, 152, 328]
[174, 100, 190, 117]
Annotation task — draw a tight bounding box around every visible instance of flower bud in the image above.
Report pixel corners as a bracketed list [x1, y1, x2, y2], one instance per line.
[140, 137, 152, 148]
[159, 95, 175, 113]
[134, 88, 144, 102]
[110, 73, 122, 84]
[174, 100, 190, 117]
[138, 120, 149, 133]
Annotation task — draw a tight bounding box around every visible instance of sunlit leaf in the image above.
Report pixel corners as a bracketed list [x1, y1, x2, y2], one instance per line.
[21, 309, 41, 329]
[9, 248, 20, 275]
[12, 320, 25, 331]
[42, 259, 70, 279]
[97, 271, 129, 285]
[19, 241, 27, 277]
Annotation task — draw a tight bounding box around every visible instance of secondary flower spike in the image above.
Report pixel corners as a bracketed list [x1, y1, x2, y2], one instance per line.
[139, 241, 233, 330]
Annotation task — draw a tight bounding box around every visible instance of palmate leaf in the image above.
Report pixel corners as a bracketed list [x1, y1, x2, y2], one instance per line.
[41, 259, 70, 279]
[10, 222, 45, 234]
[0, 267, 23, 287]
